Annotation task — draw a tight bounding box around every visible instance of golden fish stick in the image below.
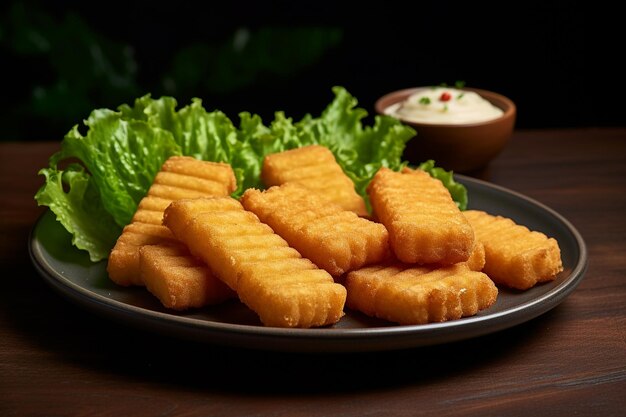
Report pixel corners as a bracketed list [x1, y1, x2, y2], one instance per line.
[137, 196, 172, 212]
[345, 263, 497, 325]
[163, 197, 347, 328]
[107, 156, 236, 286]
[139, 243, 235, 310]
[261, 145, 367, 216]
[262, 145, 336, 184]
[161, 156, 237, 194]
[465, 241, 486, 272]
[426, 241, 485, 271]
[153, 171, 232, 194]
[137, 157, 237, 224]
[241, 183, 390, 276]
[463, 210, 563, 290]
[107, 223, 178, 286]
[147, 184, 215, 200]
[132, 196, 173, 225]
[367, 167, 474, 265]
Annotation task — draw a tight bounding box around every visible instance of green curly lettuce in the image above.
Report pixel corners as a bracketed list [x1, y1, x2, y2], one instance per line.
[35, 86, 466, 262]
[35, 164, 122, 262]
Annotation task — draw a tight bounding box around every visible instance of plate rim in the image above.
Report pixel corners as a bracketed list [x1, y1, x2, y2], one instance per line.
[29, 175, 588, 352]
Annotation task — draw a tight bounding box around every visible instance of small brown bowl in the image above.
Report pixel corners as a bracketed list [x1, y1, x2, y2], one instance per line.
[375, 87, 516, 173]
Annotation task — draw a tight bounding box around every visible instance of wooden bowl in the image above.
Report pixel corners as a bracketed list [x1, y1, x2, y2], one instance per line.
[375, 87, 516, 173]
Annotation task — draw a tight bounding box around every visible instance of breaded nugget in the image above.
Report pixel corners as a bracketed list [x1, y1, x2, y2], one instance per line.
[426, 241, 484, 271]
[163, 197, 347, 328]
[463, 210, 563, 290]
[131, 196, 173, 225]
[107, 223, 178, 286]
[130, 157, 237, 225]
[367, 167, 474, 265]
[108, 156, 236, 286]
[161, 156, 237, 195]
[140, 243, 235, 310]
[241, 183, 390, 276]
[466, 241, 486, 272]
[261, 145, 367, 216]
[345, 263, 497, 325]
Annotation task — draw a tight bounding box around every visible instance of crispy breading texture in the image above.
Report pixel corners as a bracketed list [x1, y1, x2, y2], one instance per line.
[261, 145, 367, 216]
[163, 197, 347, 328]
[466, 241, 486, 272]
[367, 167, 474, 265]
[463, 210, 563, 290]
[241, 183, 391, 276]
[107, 223, 178, 286]
[426, 241, 485, 271]
[345, 263, 498, 325]
[107, 156, 236, 286]
[139, 243, 235, 310]
[132, 157, 237, 224]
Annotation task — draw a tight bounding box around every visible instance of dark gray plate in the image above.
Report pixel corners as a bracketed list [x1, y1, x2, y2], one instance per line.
[29, 176, 587, 352]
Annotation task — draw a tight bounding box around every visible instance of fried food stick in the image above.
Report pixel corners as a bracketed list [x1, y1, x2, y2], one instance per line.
[345, 263, 497, 325]
[132, 156, 237, 225]
[466, 241, 486, 272]
[241, 183, 390, 277]
[367, 167, 474, 265]
[163, 197, 347, 328]
[261, 145, 368, 216]
[107, 156, 236, 286]
[107, 223, 180, 286]
[463, 210, 563, 290]
[139, 243, 235, 310]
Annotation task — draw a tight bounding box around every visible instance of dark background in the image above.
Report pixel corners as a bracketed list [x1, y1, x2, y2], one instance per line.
[1, 1, 621, 141]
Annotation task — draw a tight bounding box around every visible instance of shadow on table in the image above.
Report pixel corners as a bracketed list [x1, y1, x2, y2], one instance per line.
[4, 261, 563, 396]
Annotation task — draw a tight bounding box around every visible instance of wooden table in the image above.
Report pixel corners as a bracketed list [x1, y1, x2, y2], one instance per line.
[1, 128, 625, 416]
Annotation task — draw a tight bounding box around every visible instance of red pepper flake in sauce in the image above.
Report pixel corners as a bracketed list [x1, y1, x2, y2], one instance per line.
[439, 92, 452, 102]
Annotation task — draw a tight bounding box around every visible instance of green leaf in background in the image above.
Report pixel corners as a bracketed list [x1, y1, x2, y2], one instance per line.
[3, 3, 139, 133]
[2, 2, 344, 142]
[178, 26, 342, 94]
[163, 26, 343, 96]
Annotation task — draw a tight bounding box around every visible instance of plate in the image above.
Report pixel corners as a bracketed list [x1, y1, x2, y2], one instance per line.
[29, 175, 587, 352]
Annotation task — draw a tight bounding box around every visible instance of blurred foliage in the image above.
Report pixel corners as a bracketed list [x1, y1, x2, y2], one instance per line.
[0, 2, 342, 141]
[1, 2, 140, 139]
[164, 27, 342, 97]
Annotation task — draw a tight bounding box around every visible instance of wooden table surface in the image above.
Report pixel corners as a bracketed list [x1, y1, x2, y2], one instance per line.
[1, 128, 625, 416]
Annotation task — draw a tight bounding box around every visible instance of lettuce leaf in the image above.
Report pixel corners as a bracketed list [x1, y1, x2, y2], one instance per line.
[35, 86, 466, 262]
[35, 164, 122, 261]
[52, 109, 181, 227]
[35, 107, 181, 261]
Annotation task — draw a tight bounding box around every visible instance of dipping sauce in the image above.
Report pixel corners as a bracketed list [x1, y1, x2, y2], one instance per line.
[385, 87, 504, 124]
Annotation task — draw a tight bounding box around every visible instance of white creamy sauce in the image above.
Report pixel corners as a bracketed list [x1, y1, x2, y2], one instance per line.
[385, 87, 503, 124]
